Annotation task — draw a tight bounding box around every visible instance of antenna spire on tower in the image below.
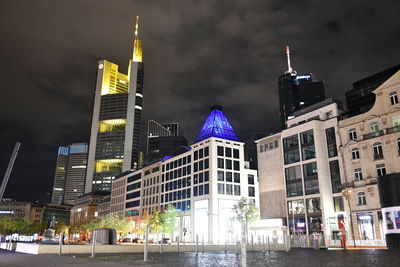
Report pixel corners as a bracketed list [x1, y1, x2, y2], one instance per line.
[285, 45, 294, 74]
[132, 15, 143, 62]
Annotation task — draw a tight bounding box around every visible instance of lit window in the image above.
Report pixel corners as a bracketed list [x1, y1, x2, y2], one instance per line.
[351, 148, 360, 160]
[369, 122, 379, 133]
[357, 192, 366, 205]
[392, 115, 400, 127]
[372, 142, 384, 160]
[376, 164, 386, 177]
[354, 168, 363, 181]
[349, 128, 357, 141]
[390, 91, 399, 105]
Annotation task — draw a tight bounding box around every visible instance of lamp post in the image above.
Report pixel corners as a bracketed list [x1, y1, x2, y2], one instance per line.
[342, 189, 356, 248]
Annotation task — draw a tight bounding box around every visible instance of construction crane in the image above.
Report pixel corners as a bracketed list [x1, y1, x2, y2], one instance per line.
[0, 142, 21, 201]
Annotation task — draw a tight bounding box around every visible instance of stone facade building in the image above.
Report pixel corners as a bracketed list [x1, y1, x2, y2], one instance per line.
[338, 70, 400, 241]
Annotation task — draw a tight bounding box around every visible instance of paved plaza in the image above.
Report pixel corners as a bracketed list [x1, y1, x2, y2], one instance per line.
[1, 248, 400, 267]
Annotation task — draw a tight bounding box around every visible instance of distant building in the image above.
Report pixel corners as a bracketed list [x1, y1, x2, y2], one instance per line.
[112, 105, 259, 244]
[257, 99, 345, 243]
[146, 120, 188, 164]
[98, 195, 111, 217]
[278, 46, 325, 129]
[85, 17, 145, 193]
[0, 199, 32, 220]
[51, 143, 88, 205]
[345, 64, 400, 118]
[338, 70, 400, 244]
[70, 192, 110, 226]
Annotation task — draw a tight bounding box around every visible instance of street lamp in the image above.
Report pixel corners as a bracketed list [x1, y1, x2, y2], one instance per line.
[342, 188, 356, 248]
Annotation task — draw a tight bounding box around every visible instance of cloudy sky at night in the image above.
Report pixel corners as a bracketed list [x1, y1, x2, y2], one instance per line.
[1, 0, 399, 202]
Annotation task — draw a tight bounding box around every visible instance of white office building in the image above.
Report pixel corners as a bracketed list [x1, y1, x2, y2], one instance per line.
[111, 106, 259, 244]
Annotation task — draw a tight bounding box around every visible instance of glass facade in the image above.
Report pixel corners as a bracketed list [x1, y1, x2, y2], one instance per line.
[285, 166, 303, 197]
[300, 130, 315, 160]
[329, 160, 342, 193]
[283, 135, 300, 165]
[303, 162, 319, 195]
[325, 127, 338, 157]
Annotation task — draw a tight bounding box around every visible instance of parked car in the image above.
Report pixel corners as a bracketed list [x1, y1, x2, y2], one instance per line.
[158, 238, 171, 244]
[121, 238, 132, 243]
[132, 237, 143, 244]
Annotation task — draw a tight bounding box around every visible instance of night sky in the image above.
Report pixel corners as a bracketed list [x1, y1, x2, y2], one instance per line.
[1, 0, 399, 203]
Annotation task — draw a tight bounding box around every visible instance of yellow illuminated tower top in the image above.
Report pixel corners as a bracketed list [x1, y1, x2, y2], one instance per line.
[132, 16, 143, 62]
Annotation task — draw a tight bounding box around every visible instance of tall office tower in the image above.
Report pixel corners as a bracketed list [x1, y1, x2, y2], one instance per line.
[146, 120, 188, 164]
[51, 143, 88, 205]
[51, 147, 69, 204]
[63, 144, 89, 205]
[345, 64, 400, 117]
[278, 46, 326, 129]
[85, 17, 145, 193]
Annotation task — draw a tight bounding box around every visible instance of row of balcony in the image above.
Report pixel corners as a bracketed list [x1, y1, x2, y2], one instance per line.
[362, 125, 400, 140]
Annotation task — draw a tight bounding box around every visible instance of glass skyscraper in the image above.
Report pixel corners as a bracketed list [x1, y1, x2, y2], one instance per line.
[85, 17, 145, 193]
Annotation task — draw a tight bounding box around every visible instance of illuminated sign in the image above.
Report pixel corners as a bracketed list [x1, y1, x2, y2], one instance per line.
[0, 211, 14, 214]
[295, 74, 312, 82]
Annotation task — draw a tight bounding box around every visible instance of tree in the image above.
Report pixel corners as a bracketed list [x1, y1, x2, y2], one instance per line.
[54, 222, 69, 235]
[233, 197, 259, 267]
[0, 216, 18, 235]
[15, 219, 36, 235]
[160, 205, 178, 240]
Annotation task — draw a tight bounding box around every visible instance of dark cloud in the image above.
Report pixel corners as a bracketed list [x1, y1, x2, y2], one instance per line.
[0, 0, 399, 202]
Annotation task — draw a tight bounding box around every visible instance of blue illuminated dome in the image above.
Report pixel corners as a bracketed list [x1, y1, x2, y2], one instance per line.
[195, 105, 239, 143]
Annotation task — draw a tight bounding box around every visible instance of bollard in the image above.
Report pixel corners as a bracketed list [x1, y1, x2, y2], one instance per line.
[91, 230, 97, 258]
[262, 235, 265, 254]
[196, 234, 199, 256]
[202, 235, 205, 253]
[58, 232, 63, 255]
[236, 236, 239, 255]
[160, 234, 163, 254]
[267, 236, 271, 254]
[177, 236, 180, 253]
[144, 225, 149, 261]
[224, 240, 227, 254]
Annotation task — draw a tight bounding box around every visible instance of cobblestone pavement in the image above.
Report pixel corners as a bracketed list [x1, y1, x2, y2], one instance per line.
[1, 248, 400, 267]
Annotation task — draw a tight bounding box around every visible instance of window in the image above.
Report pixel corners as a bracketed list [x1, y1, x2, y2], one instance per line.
[351, 148, 360, 160]
[287, 200, 305, 214]
[303, 162, 319, 195]
[234, 173, 240, 183]
[218, 183, 225, 194]
[358, 192, 366, 205]
[194, 150, 198, 160]
[226, 159, 232, 170]
[248, 174, 255, 185]
[306, 198, 321, 213]
[217, 158, 224, 168]
[225, 147, 232, 157]
[283, 135, 300, 164]
[233, 149, 239, 159]
[373, 142, 384, 160]
[248, 187, 255, 197]
[333, 197, 344, 212]
[376, 164, 386, 177]
[204, 147, 209, 157]
[285, 165, 303, 197]
[204, 184, 209, 195]
[325, 127, 338, 157]
[329, 160, 341, 193]
[233, 161, 240, 171]
[370, 122, 379, 133]
[217, 146, 224, 156]
[349, 128, 357, 141]
[217, 171, 224, 181]
[234, 185, 241, 196]
[354, 168, 363, 181]
[397, 137, 400, 152]
[226, 184, 233, 195]
[226, 172, 232, 182]
[390, 91, 399, 105]
[300, 130, 316, 160]
[393, 115, 400, 127]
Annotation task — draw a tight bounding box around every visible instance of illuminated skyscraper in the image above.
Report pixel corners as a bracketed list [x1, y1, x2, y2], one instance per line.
[278, 46, 325, 129]
[85, 17, 145, 193]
